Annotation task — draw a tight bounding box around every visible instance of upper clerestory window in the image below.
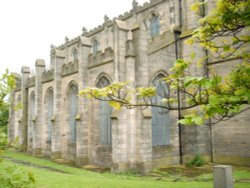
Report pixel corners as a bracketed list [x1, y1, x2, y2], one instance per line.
[150, 14, 160, 38]
[73, 48, 78, 62]
[93, 40, 99, 55]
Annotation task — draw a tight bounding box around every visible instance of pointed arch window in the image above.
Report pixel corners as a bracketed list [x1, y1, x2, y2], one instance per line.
[73, 48, 78, 62]
[46, 89, 54, 142]
[28, 92, 35, 147]
[68, 84, 78, 143]
[93, 40, 99, 55]
[150, 14, 160, 38]
[30, 93, 36, 119]
[151, 74, 170, 146]
[97, 76, 112, 146]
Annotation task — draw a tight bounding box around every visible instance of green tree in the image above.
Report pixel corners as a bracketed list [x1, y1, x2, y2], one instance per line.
[0, 70, 15, 133]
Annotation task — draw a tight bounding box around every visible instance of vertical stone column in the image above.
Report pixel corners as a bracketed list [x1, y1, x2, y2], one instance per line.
[51, 49, 65, 160]
[113, 20, 129, 82]
[75, 37, 91, 166]
[33, 59, 45, 155]
[132, 25, 152, 172]
[20, 66, 30, 151]
[125, 38, 138, 169]
[112, 20, 130, 172]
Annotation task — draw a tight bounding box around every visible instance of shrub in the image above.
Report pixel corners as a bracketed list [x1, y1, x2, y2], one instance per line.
[0, 129, 35, 188]
[0, 163, 35, 188]
[186, 154, 205, 167]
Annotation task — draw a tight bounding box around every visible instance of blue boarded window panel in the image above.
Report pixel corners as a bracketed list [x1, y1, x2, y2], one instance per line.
[47, 89, 53, 141]
[152, 75, 170, 146]
[150, 14, 160, 38]
[69, 85, 78, 143]
[97, 76, 112, 145]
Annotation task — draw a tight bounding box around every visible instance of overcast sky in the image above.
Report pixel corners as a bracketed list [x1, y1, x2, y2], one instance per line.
[0, 0, 149, 75]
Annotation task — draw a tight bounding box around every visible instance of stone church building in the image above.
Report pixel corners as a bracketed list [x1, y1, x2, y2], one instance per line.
[8, 0, 250, 172]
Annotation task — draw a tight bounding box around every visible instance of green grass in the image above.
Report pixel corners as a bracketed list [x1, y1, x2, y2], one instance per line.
[2, 150, 250, 188]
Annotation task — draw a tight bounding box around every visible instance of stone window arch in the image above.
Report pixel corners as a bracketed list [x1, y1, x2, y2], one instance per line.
[68, 83, 78, 143]
[150, 14, 160, 38]
[92, 40, 99, 55]
[96, 76, 112, 145]
[72, 48, 78, 62]
[28, 92, 35, 148]
[151, 74, 170, 146]
[45, 88, 54, 142]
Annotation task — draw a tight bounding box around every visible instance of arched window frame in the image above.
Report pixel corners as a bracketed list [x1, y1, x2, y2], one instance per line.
[96, 75, 112, 146]
[72, 48, 78, 62]
[45, 88, 54, 142]
[68, 83, 78, 143]
[150, 14, 160, 38]
[151, 74, 170, 146]
[92, 40, 99, 55]
[28, 92, 36, 147]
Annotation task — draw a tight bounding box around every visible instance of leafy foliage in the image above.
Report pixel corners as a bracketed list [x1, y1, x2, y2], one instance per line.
[0, 163, 35, 188]
[0, 70, 16, 133]
[0, 129, 35, 188]
[80, 0, 250, 125]
[0, 129, 9, 152]
[188, 0, 250, 60]
[186, 154, 205, 167]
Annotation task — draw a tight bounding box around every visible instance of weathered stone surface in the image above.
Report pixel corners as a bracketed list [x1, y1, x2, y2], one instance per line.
[214, 165, 234, 188]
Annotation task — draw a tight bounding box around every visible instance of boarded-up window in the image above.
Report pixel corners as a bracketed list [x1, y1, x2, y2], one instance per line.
[97, 76, 112, 145]
[69, 84, 78, 143]
[152, 75, 170, 146]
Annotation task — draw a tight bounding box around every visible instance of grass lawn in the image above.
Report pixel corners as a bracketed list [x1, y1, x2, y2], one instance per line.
[1, 150, 250, 188]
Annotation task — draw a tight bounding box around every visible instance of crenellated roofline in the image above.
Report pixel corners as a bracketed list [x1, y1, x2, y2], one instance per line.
[55, 0, 165, 50]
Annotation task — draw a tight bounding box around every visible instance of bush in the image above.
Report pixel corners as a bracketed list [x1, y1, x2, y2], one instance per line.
[186, 154, 205, 167]
[0, 163, 35, 188]
[0, 129, 35, 188]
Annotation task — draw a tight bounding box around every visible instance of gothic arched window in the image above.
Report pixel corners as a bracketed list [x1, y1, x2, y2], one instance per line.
[73, 48, 78, 62]
[28, 92, 35, 148]
[46, 89, 54, 142]
[68, 84, 78, 143]
[96, 76, 112, 145]
[150, 14, 160, 38]
[151, 74, 170, 146]
[93, 40, 99, 55]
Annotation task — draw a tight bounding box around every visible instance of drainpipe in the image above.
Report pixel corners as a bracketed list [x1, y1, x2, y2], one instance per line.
[174, 29, 183, 164]
[175, 0, 183, 165]
[201, 0, 214, 163]
[204, 40, 213, 163]
[178, 0, 183, 28]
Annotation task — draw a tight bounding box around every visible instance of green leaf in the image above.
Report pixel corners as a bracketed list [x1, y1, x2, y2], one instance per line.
[192, 115, 204, 125]
[178, 117, 193, 125]
[108, 101, 121, 110]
